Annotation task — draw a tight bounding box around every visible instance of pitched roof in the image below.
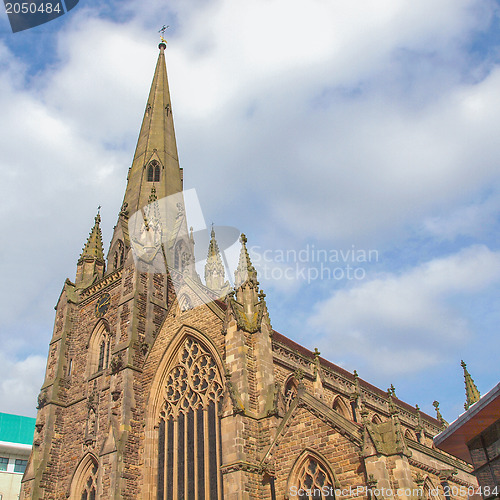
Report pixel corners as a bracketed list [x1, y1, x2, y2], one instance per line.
[272, 330, 442, 428]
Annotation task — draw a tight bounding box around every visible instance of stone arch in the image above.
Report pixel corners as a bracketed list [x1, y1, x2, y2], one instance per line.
[177, 293, 193, 313]
[283, 375, 299, 408]
[68, 453, 99, 500]
[371, 414, 383, 424]
[147, 160, 161, 182]
[332, 395, 350, 419]
[87, 320, 111, 376]
[422, 476, 441, 500]
[405, 428, 418, 441]
[144, 327, 225, 500]
[286, 449, 336, 499]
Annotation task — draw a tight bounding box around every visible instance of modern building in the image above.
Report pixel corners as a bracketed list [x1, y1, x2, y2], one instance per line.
[0, 413, 35, 500]
[21, 41, 479, 499]
[434, 364, 499, 499]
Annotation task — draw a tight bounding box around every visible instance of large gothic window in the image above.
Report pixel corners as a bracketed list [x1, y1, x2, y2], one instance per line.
[69, 454, 98, 500]
[292, 454, 335, 499]
[157, 337, 224, 500]
[81, 466, 97, 500]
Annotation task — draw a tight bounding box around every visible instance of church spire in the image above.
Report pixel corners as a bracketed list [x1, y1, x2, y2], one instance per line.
[76, 209, 105, 285]
[121, 41, 183, 218]
[204, 226, 228, 291]
[80, 210, 104, 262]
[462, 360, 481, 410]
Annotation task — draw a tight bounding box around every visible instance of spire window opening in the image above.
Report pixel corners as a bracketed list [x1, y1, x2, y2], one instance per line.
[147, 161, 161, 182]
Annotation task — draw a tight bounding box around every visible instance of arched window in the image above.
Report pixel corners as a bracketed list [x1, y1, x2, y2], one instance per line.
[113, 240, 125, 270]
[332, 396, 350, 419]
[69, 454, 98, 500]
[174, 242, 187, 272]
[284, 376, 298, 408]
[289, 452, 336, 499]
[405, 428, 418, 441]
[423, 477, 440, 500]
[98, 337, 110, 371]
[157, 337, 224, 500]
[88, 321, 111, 375]
[147, 161, 161, 182]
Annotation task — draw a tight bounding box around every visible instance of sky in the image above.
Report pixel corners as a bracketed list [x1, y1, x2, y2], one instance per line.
[0, 0, 499, 422]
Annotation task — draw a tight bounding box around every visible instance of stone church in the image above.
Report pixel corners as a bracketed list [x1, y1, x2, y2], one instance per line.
[21, 42, 478, 499]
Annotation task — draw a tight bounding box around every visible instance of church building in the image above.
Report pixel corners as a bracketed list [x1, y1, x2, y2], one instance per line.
[20, 41, 479, 500]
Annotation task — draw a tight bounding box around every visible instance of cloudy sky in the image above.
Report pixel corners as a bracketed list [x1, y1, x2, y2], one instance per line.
[0, 0, 499, 421]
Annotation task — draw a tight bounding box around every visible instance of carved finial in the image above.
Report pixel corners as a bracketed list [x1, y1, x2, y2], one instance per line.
[390, 384, 396, 397]
[353, 369, 358, 379]
[314, 347, 321, 358]
[433, 400, 449, 429]
[462, 360, 481, 410]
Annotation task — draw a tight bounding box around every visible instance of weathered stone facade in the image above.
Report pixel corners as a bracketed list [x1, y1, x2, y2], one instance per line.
[21, 43, 478, 500]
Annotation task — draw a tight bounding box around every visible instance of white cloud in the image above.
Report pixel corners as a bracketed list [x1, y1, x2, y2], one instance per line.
[308, 245, 500, 375]
[0, 354, 46, 417]
[0, 0, 499, 414]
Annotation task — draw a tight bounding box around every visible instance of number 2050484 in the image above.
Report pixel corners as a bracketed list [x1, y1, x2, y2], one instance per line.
[443, 485, 499, 497]
[5, 2, 61, 14]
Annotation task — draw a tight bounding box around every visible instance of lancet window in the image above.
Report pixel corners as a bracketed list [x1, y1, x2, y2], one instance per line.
[157, 337, 224, 500]
[69, 454, 98, 500]
[147, 161, 161, 182]
[97, 335, 110, 371]
[332, 396, 350, 419]
[88, 321, 111, 375]
[284, 376, 298, 408]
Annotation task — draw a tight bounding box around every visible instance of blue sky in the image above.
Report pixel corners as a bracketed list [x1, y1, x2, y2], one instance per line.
[0, 0, 499, 422]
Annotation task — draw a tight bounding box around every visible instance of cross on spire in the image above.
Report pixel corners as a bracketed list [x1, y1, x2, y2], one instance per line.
[159, 25, 169, 44]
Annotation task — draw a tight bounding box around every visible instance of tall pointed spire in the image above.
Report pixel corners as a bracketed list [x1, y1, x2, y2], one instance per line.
[462, 360, 481, 410]
[204, 226, 228, 291]
[234, 234, 258, 288]
[121, 41, 183, 218]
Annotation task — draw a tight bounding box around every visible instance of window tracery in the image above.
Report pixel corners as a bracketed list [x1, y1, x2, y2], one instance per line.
[147, 161, 161, 182]
[88, 321, 111, 375]
[80, 463, 97, 500]
[157, 337, 224, 500]
[293, 455, 335, 499]
[332, 396, 350, 419]
[284, 377, 298, 408]
[69, 454, 98, 500]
